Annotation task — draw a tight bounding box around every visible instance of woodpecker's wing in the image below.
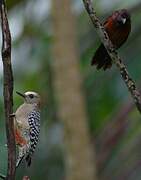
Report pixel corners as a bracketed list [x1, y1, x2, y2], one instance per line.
[26, 110, 40, 166]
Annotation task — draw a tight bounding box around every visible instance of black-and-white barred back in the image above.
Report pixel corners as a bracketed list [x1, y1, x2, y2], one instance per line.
[26, 110, 40, 166]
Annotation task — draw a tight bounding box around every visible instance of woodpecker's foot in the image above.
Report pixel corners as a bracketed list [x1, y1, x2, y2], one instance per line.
[10, 113, 15, 118]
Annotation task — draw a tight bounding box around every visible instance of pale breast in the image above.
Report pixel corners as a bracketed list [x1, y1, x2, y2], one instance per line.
[15, 103, 36, 130]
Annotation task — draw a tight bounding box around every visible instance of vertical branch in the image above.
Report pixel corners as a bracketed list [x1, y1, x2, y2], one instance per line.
[82, 0, 141, 113]
[0, 0, 16, 180]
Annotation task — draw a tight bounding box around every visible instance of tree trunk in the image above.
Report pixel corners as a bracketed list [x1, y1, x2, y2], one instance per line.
[51, 0, 97, 180]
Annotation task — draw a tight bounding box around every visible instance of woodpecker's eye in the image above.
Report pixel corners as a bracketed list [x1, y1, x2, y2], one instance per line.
[29, 94, 34, 99]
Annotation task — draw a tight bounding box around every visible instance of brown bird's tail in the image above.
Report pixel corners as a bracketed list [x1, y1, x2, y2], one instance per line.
[91, 44, 112, 70]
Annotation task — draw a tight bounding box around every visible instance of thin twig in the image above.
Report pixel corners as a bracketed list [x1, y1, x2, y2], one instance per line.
[22, 176, 30, 180]
[0, 0, 16, 180]
[82, 0, 141, 112]
[0, 173, 6, 179]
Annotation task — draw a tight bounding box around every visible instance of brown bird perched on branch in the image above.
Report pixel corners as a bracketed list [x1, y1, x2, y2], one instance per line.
[91, 9, 131, 70]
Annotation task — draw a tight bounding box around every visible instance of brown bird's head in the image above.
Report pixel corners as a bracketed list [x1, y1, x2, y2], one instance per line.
[113, 9, 131, 27]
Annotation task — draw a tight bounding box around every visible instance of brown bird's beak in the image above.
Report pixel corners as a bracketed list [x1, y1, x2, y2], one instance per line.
[122, 18, 126, 24]
[16, 91, 25, 98]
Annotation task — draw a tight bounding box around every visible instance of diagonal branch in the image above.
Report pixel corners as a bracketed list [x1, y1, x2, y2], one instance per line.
[0, 0, 16, 179]
[82, 0, 141, 113]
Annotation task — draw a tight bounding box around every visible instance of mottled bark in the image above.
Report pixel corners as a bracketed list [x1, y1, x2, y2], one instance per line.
[51, 0, 97, 180]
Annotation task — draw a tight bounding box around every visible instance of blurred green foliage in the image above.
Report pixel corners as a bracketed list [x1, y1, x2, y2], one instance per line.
[0, 0, 141, 179]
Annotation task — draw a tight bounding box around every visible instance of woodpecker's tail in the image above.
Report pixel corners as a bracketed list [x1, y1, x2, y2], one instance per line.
[16, 145, 31, 168]
[16, 154, 24, 168]
[26, 155, 32, 167]
[91, 44, 112, 70]
[16, 154, 31, 167]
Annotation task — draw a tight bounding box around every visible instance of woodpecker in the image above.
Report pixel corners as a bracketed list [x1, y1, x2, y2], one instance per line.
[14, 91, 41, 167]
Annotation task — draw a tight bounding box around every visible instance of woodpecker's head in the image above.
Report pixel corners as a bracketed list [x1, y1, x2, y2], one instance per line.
[16, 91, 40, 104]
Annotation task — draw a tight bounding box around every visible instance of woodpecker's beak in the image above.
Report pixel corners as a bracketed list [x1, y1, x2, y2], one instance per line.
[16, 91, 25, 98]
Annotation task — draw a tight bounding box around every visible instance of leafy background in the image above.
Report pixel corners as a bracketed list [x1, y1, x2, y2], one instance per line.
[0, 0, 141, 179]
